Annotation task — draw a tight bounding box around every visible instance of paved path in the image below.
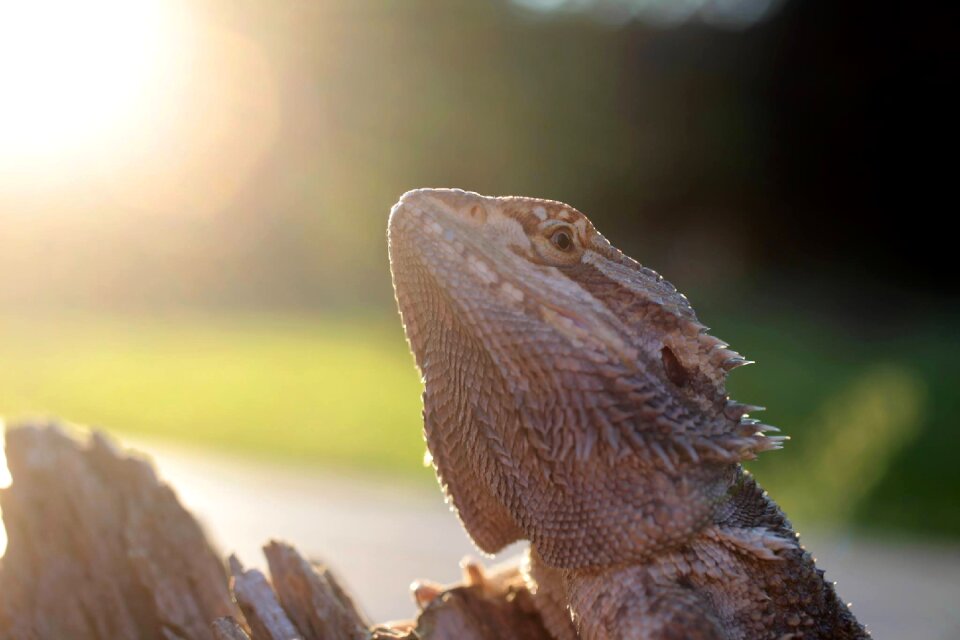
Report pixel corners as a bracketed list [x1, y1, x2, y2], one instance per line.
[6, 438, 960, 638]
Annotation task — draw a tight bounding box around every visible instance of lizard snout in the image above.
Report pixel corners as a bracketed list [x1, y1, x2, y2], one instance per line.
[391, 188, 490, 227]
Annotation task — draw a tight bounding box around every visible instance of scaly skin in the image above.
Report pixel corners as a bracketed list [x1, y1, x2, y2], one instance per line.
[388, 188, 868, 639]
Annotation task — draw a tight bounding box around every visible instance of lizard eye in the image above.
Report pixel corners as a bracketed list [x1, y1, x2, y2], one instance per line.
[550, 229, 574, 251]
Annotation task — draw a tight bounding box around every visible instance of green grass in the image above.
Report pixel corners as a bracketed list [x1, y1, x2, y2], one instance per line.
[715, 311, 960, 537]
[0, 313, 430, 479]
[1, 309, 957, 536]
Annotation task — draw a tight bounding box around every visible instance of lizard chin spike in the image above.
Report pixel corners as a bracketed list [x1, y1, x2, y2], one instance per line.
[754, 435, 791, 452]
[722, 356, 755, 372]
[734, 419, 781, 437]
[724, 400, 766, 420]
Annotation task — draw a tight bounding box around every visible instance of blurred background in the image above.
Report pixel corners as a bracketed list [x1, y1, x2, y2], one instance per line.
[0, 0, 957, 635]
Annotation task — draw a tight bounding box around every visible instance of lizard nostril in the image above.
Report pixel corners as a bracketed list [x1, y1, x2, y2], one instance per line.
[468, 203, 487, 223]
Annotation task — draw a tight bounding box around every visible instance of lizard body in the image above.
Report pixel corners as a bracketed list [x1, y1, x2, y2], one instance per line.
[388, 188, 868, 639]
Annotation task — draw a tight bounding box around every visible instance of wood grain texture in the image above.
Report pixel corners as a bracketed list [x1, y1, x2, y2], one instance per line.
[212, 618, 253, 640]
[229, 555, 303, 640]
[263, 540, 368, 640]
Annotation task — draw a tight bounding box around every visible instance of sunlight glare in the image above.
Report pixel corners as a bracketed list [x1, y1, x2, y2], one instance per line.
[0, 0, 171, 165]
[0, 1, 279, 218]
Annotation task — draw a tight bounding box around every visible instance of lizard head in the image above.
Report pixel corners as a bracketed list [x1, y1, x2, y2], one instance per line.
[389, 188, 779, 465]
[388, 188, 783, 562]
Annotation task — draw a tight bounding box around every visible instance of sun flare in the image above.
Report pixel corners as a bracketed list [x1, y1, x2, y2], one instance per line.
[0, 0, 176, 166]
[0, 0, 279, 217]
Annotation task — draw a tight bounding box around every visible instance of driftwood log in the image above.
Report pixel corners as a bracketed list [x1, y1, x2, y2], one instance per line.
[0, 423, 551, 639]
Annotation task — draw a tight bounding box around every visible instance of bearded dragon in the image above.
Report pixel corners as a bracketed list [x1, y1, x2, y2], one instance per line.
[387, 188, 868, 640]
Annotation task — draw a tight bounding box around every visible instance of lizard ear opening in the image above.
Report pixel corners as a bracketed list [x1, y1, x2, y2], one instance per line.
[661, 345, 689, 387]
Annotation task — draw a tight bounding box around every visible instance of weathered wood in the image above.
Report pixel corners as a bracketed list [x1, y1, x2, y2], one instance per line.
[0, 423, 554, 640]
[400, 560, 552, 640]
[263, 540, 369, 640]
[229, 555, 303, 640]
[0, 422, 239, 640]
[212, 617, 253, 640]
[414, 585, 551, 640]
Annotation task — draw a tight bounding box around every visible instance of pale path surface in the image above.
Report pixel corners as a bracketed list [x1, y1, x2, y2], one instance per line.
[68, 440, 960, 638]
